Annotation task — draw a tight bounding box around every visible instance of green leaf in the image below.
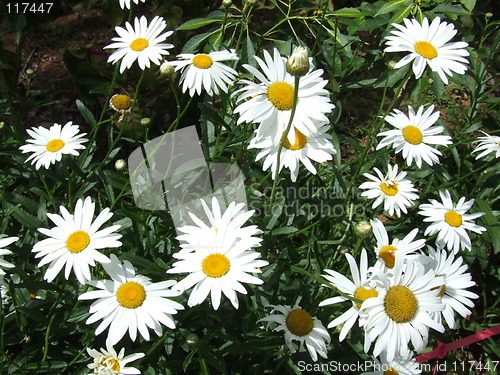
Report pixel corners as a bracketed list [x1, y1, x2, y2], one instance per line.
[390, 3, 414, 24]
[270, 226, 298, 235]
[22, 361, 67, 371]
[329, 8, 369, 18]
[461, 0, 476, 13]
[177, 17, 222, 31]
[433, 3, 469, 16]
[375, 0, 412, 17]
[241, 35, 256, 66]
[8, 204, 43, 228]
[76, 99, 96, 128]
[181, 32, 216, 54]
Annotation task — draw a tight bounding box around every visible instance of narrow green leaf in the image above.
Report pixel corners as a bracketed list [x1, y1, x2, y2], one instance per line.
[181, 32, 215, 54]
[76, 99, 96, 128]
[460, 0, 476, 13]
[329, 8, 369, 18]
[177, 17, 222, 31]
[375, 0, 412, 17]
[270, 226, 298, 235]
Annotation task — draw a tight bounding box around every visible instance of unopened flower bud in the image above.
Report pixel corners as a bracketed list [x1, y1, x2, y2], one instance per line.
[140, 117, 151, 127]
[222, 0, 232, 7]
[386, 61, 397, 70]
[159, 61, 175, 76]
[0, 122, 5, 130]
[186, 333, 199, 347]
[115, 159, 127, 171]
[354, 220, 372, 238]
[26, 68, 35, 77]
[286, 46, 310, 77]
[485, 12, 493, 18]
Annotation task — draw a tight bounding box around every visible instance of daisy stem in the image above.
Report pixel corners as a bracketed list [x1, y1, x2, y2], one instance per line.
[166, 97, 193, 133]
[41, 313, 56, 362]
[438, 158, 497, 191]
[60, 335, 91, 374]
[145, 331, 171, 356]
[268, 76, 301, 211]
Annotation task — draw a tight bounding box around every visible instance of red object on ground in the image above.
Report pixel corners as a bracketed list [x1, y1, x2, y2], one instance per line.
[415, 325, 500, 362]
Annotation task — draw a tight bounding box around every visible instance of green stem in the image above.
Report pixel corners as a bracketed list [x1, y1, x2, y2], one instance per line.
[41, 313, 57, 362]
[438, 158, 497, 190]
[268, 75, 301, 210]
[166, 97, 193, 134]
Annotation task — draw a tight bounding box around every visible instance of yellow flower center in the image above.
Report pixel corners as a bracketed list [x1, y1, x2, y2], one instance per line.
[46, 139, 65, 152]
[414, 41, 438, 59]
[66, 231, 90, 253]
[116, 281, 147, 309]
[353, 286, 379, 309]
[202, 253, 230, 278]
[100, 357, 120, 371]
[384, 286, 418, 323]
[380, 181, 399, 196]
[283, 128, 307, 150]
[402, 125, 423, 145]
[192, 54, 214, 69]
[267, 81, 295, 111]
[285, 309, 314, 336]
[130, 38, 149, 51]
[445, 210, 462, 227]
[379, 245, 398, 268]
[110, 94, 132, 111]
[384, 368, 399, 375]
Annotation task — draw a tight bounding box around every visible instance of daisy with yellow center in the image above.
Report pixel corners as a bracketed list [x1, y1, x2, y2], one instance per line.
[87, 343, 144, 375]
[361, 350, 422, 375]
[418, 190, 486, 254]
[79, 254, 183, 345]
[104, 16, 173, 73]
[360, 164, 419, 218]
[384, 17, 469, 84]
[362, 259, 445, 362]
[19, 121, 88, 170]
[167, 242, 268, 310]
[32, 197, 122, 285]
[377, 105, 452, 168]
[370, 219, 425, 270]
[168, 198, 267, 310]
[319, 249, 380, 344]
[260, 304, 331, 362]
[234, 48, 335, 144]
[171, 50, 239, 96]
[472, 131, 500, 160]
[248, 123, 336, 182]
[425, 246, 479, 329]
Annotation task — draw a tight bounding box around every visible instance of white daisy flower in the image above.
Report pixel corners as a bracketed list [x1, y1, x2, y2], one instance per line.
[370, 219, 426, 269]
[359, 164, 419, 217]
[176, 197, 262, 254]
[249, 123, 336, 182]
[19, 122, 88, 170]
[104, 16, 174, 73]
[362, 258, 445, 362]
[167, 231, 268, 310]
[472, 131, 500, 160]
[171, 50, 239, 96]
[377, 105, 452, 168]
[0, 236, 18, 276]
[87, 342, 144, 374]
[384, 17, 469, 84]
[259, 305, 331, 362]
[425, 247, 478, 329]
[361, 350, 421, 375]
[319, 249, 379, 342]
[32, 197, 122, 285]
[119, 0, 146, 10]
[418, 190, 486, 253]
[79, 254, 183, 345]
[234, 48, 335, 144]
